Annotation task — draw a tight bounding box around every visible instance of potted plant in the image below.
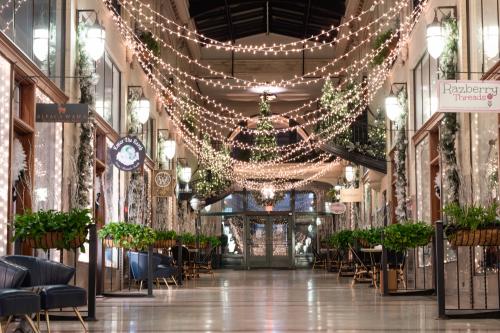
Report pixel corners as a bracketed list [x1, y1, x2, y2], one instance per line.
[328, 230, 354, 251]
[443, 202, 500, 246]
[13, 208, 92, 252]
[352, 227, 383, 248]
[382, 221, 434, 254]
[179, 232, 196, 247]
[98, 222, 156, 251]
[153, 230, 177, 248]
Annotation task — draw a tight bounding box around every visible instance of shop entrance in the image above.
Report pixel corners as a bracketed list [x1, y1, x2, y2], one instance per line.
[246, 215, 292, 268]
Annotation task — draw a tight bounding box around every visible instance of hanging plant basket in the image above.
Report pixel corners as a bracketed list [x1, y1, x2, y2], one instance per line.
[25, 232, 86, 250]
[153, 239, 176, 249]
[102, 237, 134, 249]
[447, 228, 500, 247]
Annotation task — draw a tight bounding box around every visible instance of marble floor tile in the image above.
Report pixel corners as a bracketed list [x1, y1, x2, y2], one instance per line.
[43, 270, 500, 332]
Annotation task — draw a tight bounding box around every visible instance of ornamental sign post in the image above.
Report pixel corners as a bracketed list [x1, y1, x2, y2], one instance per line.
[437, 80, 500, 113]
[109, 136, 146, 171]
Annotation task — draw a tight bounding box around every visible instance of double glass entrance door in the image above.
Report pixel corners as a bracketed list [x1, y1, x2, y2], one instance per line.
[247, 216, 291, 268]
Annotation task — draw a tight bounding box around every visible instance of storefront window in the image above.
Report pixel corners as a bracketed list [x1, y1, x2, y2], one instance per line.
[222, 215, 244, 255]
[0, 0, 64, 87]
[413, 53, 438, 129]
[95, 52, 121, 131]
[0, 55, 11, 255]
[294, 192, 315, 212]
[468, 0, 500, 76]
[294, 215, 317, 255]
[247, 191, 291, 211]
[221, 193, 245, 212]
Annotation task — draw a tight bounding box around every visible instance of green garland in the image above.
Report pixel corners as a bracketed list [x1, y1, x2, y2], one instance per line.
[394, 90, 408, 221]
[438, 16, 460, 204]
[75, 27, 95, 209]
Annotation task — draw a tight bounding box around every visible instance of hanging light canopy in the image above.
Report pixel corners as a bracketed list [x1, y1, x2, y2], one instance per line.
[132, 94, 150, 124]
[180, 166, 192, 183]
[484, 25, 499, 59]
[162, 139, 176, 160]
[426, 13, 445, 59]
[84, 21, 106, 61]
[385, 89, 402, 122]
[33, 28, 49, 62]
[345, 163, 356, 183]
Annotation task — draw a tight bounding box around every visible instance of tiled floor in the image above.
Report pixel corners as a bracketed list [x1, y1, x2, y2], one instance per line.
[44, 270, 500, 332]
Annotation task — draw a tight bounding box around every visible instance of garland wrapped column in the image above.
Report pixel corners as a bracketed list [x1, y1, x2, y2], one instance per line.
[394, 90, 408, 221]
[75, 29, 96, 209]
[439, 17, 460, 204]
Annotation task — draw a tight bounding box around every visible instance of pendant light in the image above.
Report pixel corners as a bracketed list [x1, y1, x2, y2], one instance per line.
[426, 12, 445, 59]
[85, 21, 106, 61]
[484, 25, 499, 59]
[162, 139, 176, 160]
[33, 28, 49, 62]
[132, 93, 150, 124]
[345, 163, 355, 183]
[385, 88, 402, 122]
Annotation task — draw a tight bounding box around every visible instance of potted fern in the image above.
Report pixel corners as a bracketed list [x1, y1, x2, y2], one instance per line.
[443, 202, 500, 246]
[98, 222, 156, 251]
[153, 230, 177, 248]
[13, 209, 92, 252]
[352, 227, 383, 248]
[383, 221, 434, 254]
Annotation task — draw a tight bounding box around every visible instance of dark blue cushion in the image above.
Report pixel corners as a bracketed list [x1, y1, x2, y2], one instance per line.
[0, 259, 28, 288]
[153, 266, 178, 279]
[39, 285, 87, 310]
[0, 289, 40, 316]
[4, 255, 75, 286]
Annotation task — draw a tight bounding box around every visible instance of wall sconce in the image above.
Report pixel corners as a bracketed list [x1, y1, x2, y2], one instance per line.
[484, 25, 499, 59]
[77, 10, 106, 62]
[158, 129, 176, 160]
[128, 86, 150, 125]
[426, 6, 457, 59]
[345, 163, 356, 183]
[33, 27, 49, 62]
[385, 82, 407, 122]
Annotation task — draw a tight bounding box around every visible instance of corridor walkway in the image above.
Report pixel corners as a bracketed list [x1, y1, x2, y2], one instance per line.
[52, 270, 498, 332]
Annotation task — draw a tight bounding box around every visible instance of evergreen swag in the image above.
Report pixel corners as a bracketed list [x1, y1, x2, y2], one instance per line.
[194, 135, 231, 199]
[76, 27, 96, 208]
[394, 90, 409, 221]
[316, 79, 385, 159]
[438, 16, 460, 204]
[251, 99, 284, 207]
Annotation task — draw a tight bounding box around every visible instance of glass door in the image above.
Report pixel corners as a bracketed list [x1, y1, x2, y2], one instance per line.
[247, 215, 291, 268]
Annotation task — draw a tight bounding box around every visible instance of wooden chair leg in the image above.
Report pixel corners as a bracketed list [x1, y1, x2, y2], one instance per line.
[24, 314, 40, 333]
[163, 278, 170, 290]
[37, 312, 40, 329]
[139, 280, 143, 292]
[73, 307, 88, 332]
[5, 316, 12, 330]
[171, 276, 178, 286]
[45, 310, 51, 333]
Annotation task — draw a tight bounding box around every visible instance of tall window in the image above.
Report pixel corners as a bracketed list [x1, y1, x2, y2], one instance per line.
[413, 53, 438, 130]
[95, 52, 121, 131]
[0, 0, 64, 87]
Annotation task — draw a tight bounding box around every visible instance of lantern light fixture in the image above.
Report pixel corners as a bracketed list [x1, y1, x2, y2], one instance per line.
[345, 163, 356, 183]
[84, 21, 106, 62]
[190, 197, 202, 211]
[180, 166, 192, 183]
[484, 25, 499, 59]
[163, 139, 176, 160]
[132, 93, 151, 124]
[385, 89, 402, 122]
[33, 28, 49, 62]
[426, 12, 445, 59]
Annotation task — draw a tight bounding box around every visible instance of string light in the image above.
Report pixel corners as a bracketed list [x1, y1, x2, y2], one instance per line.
[1, 0, 28, 33]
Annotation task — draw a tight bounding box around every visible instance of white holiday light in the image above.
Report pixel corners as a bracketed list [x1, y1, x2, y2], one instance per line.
[426, 13, 445, 59]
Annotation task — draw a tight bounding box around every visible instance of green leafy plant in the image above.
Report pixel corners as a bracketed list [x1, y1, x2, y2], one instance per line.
[372, 29, 394, 66]
[328, 230, 354, 250]
[138, 30, 161, 57]
[179, 232, 196, 245]
[352, 227, 383, 247]
[443, 202, 499, 237]
[13, 208, 92, 252]
[383, 221, 434, 253]
[154, 230, 177, 241]
[207, 235, 221, 247]
[98, 222, 155, 250]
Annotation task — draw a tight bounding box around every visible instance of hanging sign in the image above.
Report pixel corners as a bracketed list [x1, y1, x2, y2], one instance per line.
[109, 136, 146, 171]
[152, 170, 175, 197]
[36, 103, 89, 122]
[330, 202, 347, 215]
[340, 188, 362, 203]
[437, 80, 500, 113]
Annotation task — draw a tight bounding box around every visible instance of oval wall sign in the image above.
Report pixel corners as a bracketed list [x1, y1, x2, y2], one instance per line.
[109, 136, 146, 171]
[330, 202, 347, 215]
